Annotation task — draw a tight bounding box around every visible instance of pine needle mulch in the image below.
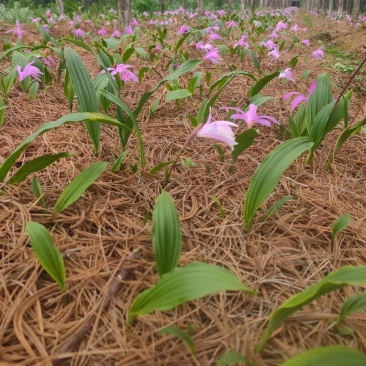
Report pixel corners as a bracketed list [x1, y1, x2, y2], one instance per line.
[1, 11, 366, 366]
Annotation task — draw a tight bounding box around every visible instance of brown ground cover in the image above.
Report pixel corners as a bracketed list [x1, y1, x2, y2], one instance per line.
[1, 10, 366, 366]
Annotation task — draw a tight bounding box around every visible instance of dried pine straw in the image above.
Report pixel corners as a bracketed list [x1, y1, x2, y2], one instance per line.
[1, 12, 366, 366]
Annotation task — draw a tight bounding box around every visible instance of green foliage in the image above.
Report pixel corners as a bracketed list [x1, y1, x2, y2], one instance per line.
[257, 266, 366, 352]
[217, 352, 248, 366]
[55, 161, 108, 213]
[232, 128, 258, 163]
[337, 293, 366, 325]
[244, 137, 313, 231]
[26, 221, 66, 292]
[152, 190, 182, 277]
[279, 346, 366, 366]
[128, 262, 254, 323]
[159, 326, 196, 355]
[332, 214, 351, 240]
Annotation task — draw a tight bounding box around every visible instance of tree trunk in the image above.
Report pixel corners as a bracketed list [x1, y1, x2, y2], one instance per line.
[81, 0, 87, 8]
[251, 0, 256, 13]
[116, 0, 132, 30]
[160, 0, 165, 13]
[352, 0, 361, 18]
[55, 0, 64, 14]
[338, 0, 344, 15]
[228, 0, 233, 13]
[241, 0, 245, 11]
[328, 0, 334, 15]
[197, 0, 204, 16]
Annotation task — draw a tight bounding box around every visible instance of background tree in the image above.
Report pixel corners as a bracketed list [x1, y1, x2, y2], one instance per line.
[55, 0, 64, 14]
[197, 0, 204, 16]
[116, 0, 132, 30]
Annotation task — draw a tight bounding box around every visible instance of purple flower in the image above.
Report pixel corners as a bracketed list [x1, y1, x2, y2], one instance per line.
[196, 108, 238, 148]
[203, 48, 222, 64]
[32, 17, 42, 23]
[224, 104, 279, 128]
[6, 20, 23, 39]
[283, 81, 317, 109]
[125, 26, 134, 35]
[71, 28, 85, 37]
[178, 24, 189, 36]
[261, 39, 276, 50]
[196, 42, 213, 51]
[275, 21, 288, 32]
[98, 27, 107, 37]
[131, 18, 139, 27]
[279, 68, 294, 83]
[301, 39, 310, 46]
[111, 26, 121, 38]
[208, 32, 222, 42]
[268, 45, 281, 60]
[17, 61, 43, 82]
[313, 46, 324, 60]
[103, 64, 138, 82]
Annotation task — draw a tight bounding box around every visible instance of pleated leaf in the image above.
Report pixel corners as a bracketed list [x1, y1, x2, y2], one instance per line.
[152, 190, 182, 277]
[244, 137, 313, 231]
[332, 214, 351, 240]
[26, 221, 66, 292]
[55, 162, 108, 213]
[0, 112, 128, 183]
[8, 152, 73, 184]
[338, 293, 366, 324]
[279, 346, 366, 366]
[65, 47, 100, 153]
[32, 176, 47, 208]
[129, 262, 254, 322]
[257, 266, 366, 353]
[159, 326, 196, 355]
[232, 128, 258, 163]
[0, 97, 8, 127]
[247, 71, 279, 98]
[166, 89, 192, 103]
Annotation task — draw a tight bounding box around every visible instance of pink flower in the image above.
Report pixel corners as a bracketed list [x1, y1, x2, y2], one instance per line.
[275, 21, 288, 32]
[261, 39, 276, 50]
[203, 48, 222, 64]
[103, 64, 138, 82]
[268, 45, 281, 60]
[279, 68, 294, 83]
[6, 20, 23, 39]
[131, 18, 139, 27]
[71, 28, 85, 37]
[224, 104, 279, 128]
[98, 27, 107, 37]
[196, 108, 238, 148]
[178, 24, 189, 36]
[313, 46, 324, 60]
[125, 26, 134, 35]
[301, 39, 310, 46]
[17, 61, 43, 82]
[111, 26, 121, 38]
[196, 42, 213, 51]
[283, 81, 317, 109]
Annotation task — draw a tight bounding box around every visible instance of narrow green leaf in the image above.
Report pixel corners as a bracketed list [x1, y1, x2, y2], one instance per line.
[0, 97, 7, 127]
[129, 262, 254, 322]
[261, 195, 293, 222]
[111, 150, 128, 174]
[248, 71, 280, 98]
[152, 190, 182, 277]
[232, 128, 258, 163]
[338, 293, 366, 324]
[32, 176, 47, 208]
[166, 89, 192, 103]
[28, 81, 39, 100]
[135, 47, 147, 59]
[55, 162, 108, 213]
[26, 222, 66, 292]
[244, 137, 313, 231]
[279, 346, 366, 366]
[122, 47, 135, 63]
[289, 56, 298, 69]
[150, 161, 174, 174]
[250, 50, 260, 70]
[257, 266, 366, 352]
[8, 152, 73, 185]
[62, 38, 94, 54]
[0, 112, 128, 183]
[214, 144, 225, 163]
[332, 214, 351, 239]
[162, 59, 201, 82]
[217, 352, 247, 366]
[159, 326, 196, 355]
[65, 47, 100, 153]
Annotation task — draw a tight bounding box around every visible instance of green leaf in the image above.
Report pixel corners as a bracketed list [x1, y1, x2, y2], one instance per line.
[338, 293, 366, 324]
[152, 190, 182, 277]
[62, 38, 94, 54]
[55, 162, 108, 213]
[248, 71, 280, 98]
[32, 176, 47, 208]
[65, 47, 100, 153]
[257, 266, 366, 352]
[279, 346, 366, 366]
[8, 152, 73, 185]
[217, 352, 247, 366]
[261, 195, 293, 222]
[232, 128, 258, 163]
[159, 326, 196, 355]
[150, 161, 174, 174]
[64, 68, 75, 111]
[111, 150, 128, 174]
[135, 47, 147, 59]
[325, 118, 366, 171]
[28, 81, 39, 100]
[162, 59, 201, 82]
[122, 47, 135, 63]
[300, 69, 311, 79]
[248, 94, 274, 108]
[26, 222, 66, 292]
[250, 50, 260, 70]
[166, 89, 192, 103]
[214, 144, 225, 163]
[332, 214, 351, 240]
[129, 262, 254, 322]
[0, 97, 8, 127]
[0, 112, 128, 183]
[244, 137, 313, 231]
[289, 56, 298, 69]
[304, 73, 333, 133]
